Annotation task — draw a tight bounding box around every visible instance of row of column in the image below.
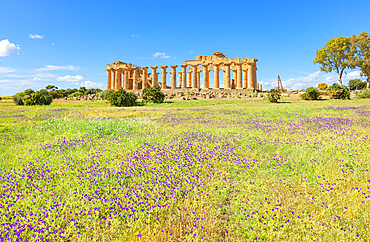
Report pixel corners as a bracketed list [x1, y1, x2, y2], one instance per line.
[107, 63, 257, 90]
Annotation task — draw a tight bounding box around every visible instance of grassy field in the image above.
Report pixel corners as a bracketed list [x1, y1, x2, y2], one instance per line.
[1, 98, 370, 241]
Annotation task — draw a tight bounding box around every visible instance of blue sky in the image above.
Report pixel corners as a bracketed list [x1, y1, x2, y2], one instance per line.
[1, 0, 369, 96]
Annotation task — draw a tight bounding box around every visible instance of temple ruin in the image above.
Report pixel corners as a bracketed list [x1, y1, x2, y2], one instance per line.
[105, 52, 261, 91]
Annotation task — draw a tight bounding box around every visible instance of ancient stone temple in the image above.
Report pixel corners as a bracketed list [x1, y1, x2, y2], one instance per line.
[106, 52, 260, 91]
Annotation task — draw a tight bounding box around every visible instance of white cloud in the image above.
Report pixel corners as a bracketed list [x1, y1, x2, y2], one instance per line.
[0, 39, 20, 57]
[36, 65, 79, 71]
[153, 52, 170, 59]
[33, 77, 42, 81]
[51, 43, 55, 45]
[29, 34, 44, 39]
[262, 70, 367, 90]
[0, 67, 14, 74]
[57, 75, 104, 88]
[131, 34, 141, 37]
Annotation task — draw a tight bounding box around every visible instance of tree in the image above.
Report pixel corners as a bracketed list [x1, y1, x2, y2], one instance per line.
[350, 32, 370, 88]
[317, 83, 328, 90]
[46, 85, 58, 91]
[314, 36, 355, 86]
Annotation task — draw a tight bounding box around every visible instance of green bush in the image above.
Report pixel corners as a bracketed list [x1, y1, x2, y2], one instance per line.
[301, 87, 321, 100]
[267, 89, 281, 103]
[107, 89, 137, 107]
[101, 89, 115, 100]
[348, 79, 367, 90]
[142, 85, 165, 104]
[328, 83, 350, 100]
[13, 90, 52, 105]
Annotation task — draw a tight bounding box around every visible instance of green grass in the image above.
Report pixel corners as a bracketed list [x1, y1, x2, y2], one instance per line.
[1, 98, 370, 241]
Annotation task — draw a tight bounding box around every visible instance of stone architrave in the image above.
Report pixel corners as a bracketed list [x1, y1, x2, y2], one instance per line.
[161, 66, 168, 89]
[170, 65, 178, 89]
[133, 68, 139, 90]
[151, 66, 158, 87]
[203, 64, 209, 89]
[247, 64, 255, 90]
[214, 64, 220, 89]
[181, 65, 187, 88]
[223, 63, 231, 89]
[236, 63, 243, 89]
[191, 64, 198, 88]
[112, 70, 117, 90]
[187, 70, 192, 88]
[142, 67, 148, 89]
[243, 70, 248, 89]
[106, 70, 111, 89]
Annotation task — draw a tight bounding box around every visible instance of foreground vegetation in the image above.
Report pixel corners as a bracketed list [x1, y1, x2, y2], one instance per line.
[1, 98, 370, 241]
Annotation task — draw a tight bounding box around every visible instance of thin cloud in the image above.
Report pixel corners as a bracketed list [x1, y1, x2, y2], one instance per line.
[0, 67, 15, 74]
[29, 34, 44, 39]
[131, 35, 141, 37]
[262, 70, 366, 90]
[0, 39, 20, 57]
[153, 52, 170, 59]
[57, 75, 104, 88]
[36, 65, 79, 71]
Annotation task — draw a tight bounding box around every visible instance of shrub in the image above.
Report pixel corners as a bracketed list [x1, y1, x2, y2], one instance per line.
[328, 83, 350, 100]
[355, 89, 370, 99]
[142, 85, 165, 104]
[101, 89, 115, 100]
[267, 89, 281, 103]
[107, 89, 137, 107]
[301, 87, 321, 100]
[317, 83, 328, 90]
[349, 79, 367, 90]
[13, 90, 52, 105]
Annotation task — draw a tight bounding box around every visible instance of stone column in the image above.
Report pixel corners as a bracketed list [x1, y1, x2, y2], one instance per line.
[142, 67, 148, 89]
[112, 70, 116, 90]
[161, 66, 168, 89]
[243, 69, 248, 89]
[188, 70, 192, 88]
[181, 65, 187, 88]
[106, 69, 111, 89]
[253, 64, 257, 90]
[123, 69, 129, 90]
[259, 84, 262, 91]
[197, 70, 201, 88]
[133, 68, 139, 90]
[118, 70, 122, 90]
[248, 64, 255, 90]
[237, 63, 243, 89]
[191, 65, 198, 89]
[223, 64, 231, 89]
[232, 69, 237, 88]
[203, 64, 209, 89]
[170, 65, 178, 89]
[178, 72, 182, 88]
[151, 66, 158, 87]
[214, 64, 220, 89]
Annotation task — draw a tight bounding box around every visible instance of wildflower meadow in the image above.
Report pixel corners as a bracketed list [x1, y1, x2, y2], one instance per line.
[1, 98, 370, 241]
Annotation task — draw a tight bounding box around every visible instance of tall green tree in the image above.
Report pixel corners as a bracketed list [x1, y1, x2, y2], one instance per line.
[350, 32, 370, 88]
[313, 36, 355, 86]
